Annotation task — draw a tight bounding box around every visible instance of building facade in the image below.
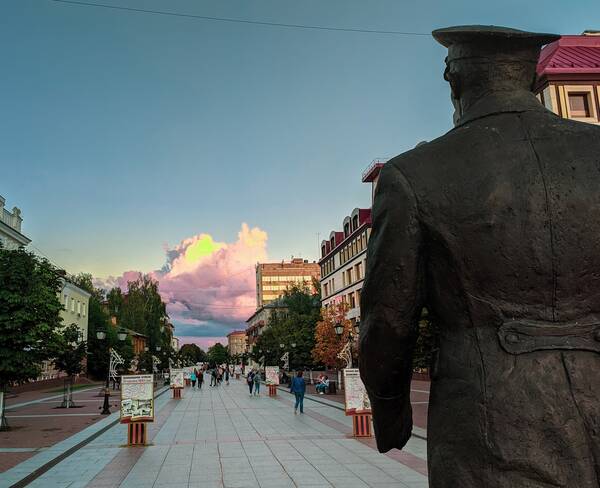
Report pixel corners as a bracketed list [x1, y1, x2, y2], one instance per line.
[0, 195, 31, 250]
[227, 330, 247, 356]
[318, 160, 384, 324]
[255, 258, 320, 308]
[245, 301, 288, 353]
[536, 32, 600, 124]
[60, 279, 91, 342]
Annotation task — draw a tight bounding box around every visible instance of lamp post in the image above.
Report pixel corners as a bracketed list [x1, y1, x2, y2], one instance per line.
[334, 319, 360, 368]
[96, 327, 127, 415]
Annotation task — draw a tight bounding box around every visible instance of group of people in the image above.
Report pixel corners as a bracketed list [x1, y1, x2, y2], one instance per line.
[315, 374, 330, 394]
[246, 369, 262, 395]
[210, 366, 230, 386]
[189, 368, 204, 389]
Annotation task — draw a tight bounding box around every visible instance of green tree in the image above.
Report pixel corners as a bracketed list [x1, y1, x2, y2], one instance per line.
[70, 273, 133, 379]
[53, 323, 87, 407]
[179, 343, 206, 366]
[412, 308, 439, 371]
[118, 275, 169, 353]
[0, 247, 63, 429]
[251, 284, 321, 370]
[207, 343, 229, 366]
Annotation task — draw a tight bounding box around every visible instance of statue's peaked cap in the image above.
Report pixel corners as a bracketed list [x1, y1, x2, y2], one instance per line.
[432, 25, 560, 49]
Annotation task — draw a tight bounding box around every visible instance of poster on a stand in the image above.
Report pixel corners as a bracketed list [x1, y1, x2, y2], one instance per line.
[170, 369, 184, 389]
[265, 366, 280, 385]
[343, 369, 371, 415]
[120, 374, 154, 423]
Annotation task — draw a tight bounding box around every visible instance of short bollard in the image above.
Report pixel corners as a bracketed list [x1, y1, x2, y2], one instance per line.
[351, 414, 373, 437]
[268, 384, 277, 397]
[127, 422, 147, 446]
[172, 388, 182, 399]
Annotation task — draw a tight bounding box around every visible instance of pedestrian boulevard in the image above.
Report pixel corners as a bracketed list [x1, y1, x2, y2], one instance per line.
[1, 376, 428, 488]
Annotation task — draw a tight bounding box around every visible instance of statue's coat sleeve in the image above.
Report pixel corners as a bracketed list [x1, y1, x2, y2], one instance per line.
[359, 161, 425, 453]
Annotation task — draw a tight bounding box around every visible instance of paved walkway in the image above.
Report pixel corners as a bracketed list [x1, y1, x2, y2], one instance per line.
[2, 376, 428, 488]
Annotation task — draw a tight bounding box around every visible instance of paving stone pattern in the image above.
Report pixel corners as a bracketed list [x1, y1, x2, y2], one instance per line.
[2, 376, 428, 488]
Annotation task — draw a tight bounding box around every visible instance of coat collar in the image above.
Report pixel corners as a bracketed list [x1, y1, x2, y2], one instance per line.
[456, 91, 547, 127]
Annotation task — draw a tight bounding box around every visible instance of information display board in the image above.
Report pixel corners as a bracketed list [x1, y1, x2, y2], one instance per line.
[170, 369, 184, 389]
[120, 374, 154, 423]
[343, 368, 371, 415]
[265, 366, 280, 385]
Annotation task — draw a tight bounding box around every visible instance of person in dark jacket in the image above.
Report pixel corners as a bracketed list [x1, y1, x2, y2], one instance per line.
[247, 370, 255, 396]
[289, 370, 306, 414]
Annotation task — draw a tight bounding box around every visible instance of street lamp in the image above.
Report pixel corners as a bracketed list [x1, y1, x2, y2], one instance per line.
[334, 321, 344, 336]
[334, 320, 358, 368]
[96, 327, 127, 415]
[279, 343, 284, 349]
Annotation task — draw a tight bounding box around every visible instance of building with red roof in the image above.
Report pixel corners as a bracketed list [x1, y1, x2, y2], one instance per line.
[536, 31, 600, 124]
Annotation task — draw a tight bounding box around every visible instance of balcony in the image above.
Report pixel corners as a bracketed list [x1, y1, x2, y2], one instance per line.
[361, 159, 387, 183]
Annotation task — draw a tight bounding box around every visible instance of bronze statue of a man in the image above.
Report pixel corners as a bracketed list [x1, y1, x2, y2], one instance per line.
[359, 25, 600, 487]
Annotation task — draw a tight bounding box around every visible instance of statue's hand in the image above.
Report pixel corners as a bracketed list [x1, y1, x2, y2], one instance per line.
[371, 396, 413, 453]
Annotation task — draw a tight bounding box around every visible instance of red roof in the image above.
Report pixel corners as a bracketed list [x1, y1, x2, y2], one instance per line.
[537, 35, 600, 76]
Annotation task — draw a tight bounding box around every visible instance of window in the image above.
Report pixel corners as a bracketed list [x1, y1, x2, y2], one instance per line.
[82, 304, 86, 317]
[77, 301, 81, 314]
[330, 237, 335, 248]
[569, 92, 592, 118]
[355, 262, 362, 281]
[344, 222, 350, 237]
[347, 268, 352, 285]
[64, 294, 68, 306]
[71, 299, 75, 313]
[349, 292, 356, 308]
[352, 215, 359, 231]
[321, 245, 326, 257]
[324, 283, 329, 296]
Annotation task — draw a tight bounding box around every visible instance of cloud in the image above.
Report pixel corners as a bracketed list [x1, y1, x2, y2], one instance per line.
[97, 223, 267, 342]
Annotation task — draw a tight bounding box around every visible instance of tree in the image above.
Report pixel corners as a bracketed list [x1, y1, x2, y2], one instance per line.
[70, 273, 133, 379]
[312, 301, 352, 368]
[53, 324, 87, 407]
[179, 343, 206, 366]
[412, 308, 439, 371]
[0, 246, 64, 429]
[207, 343, 229, 366]
[250, 284, 321, 370]
[116, 275, 170, 353]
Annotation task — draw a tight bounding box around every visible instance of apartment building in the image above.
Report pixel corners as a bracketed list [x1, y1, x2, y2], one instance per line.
[255, 258, 320, 308]
[318, 160, 384, 324]
[227, 330, 247, 356]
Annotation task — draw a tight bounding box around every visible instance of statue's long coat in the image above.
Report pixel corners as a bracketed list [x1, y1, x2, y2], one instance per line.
[359, 92, 600, 487]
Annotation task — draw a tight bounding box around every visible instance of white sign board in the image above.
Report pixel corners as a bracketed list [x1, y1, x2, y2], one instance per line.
[265, 366, 280, 385]
[170, 369, 184, 389]
[120, 374, 154, 423]
[343, 368, 371, 414]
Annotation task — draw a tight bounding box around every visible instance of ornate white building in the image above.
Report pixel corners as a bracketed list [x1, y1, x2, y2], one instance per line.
[0, 195, 31, 249]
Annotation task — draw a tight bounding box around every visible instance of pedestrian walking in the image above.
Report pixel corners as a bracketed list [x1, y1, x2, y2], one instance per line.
[290, 370, 306, 414]
[225, 368, 230, 386]
[197, 370, 204, 389]
[247, 370, 255, 396]
[211, 368, 217, 387]
[253, 370, 262, 396]
[190, 370, 197, 388]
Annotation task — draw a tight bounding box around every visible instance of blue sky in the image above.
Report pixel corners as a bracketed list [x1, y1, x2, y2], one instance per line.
[1, 0, 598, 341]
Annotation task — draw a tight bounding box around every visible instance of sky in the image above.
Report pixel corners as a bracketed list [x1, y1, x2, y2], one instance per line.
[2, 0, 598, 348]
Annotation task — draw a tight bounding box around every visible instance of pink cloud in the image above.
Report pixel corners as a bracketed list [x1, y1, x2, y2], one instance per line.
[97, 223, 267, 340]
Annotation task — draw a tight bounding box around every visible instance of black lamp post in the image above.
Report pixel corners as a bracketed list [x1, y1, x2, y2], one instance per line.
[97, 327, 127, 415]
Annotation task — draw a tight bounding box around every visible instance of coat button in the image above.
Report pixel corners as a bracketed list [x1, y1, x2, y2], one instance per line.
[505, 333, 520, 344]
[594, 329, 600, 342]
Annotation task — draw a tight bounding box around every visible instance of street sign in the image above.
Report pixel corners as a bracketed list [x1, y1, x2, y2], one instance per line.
[120, 374, 154, 423]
